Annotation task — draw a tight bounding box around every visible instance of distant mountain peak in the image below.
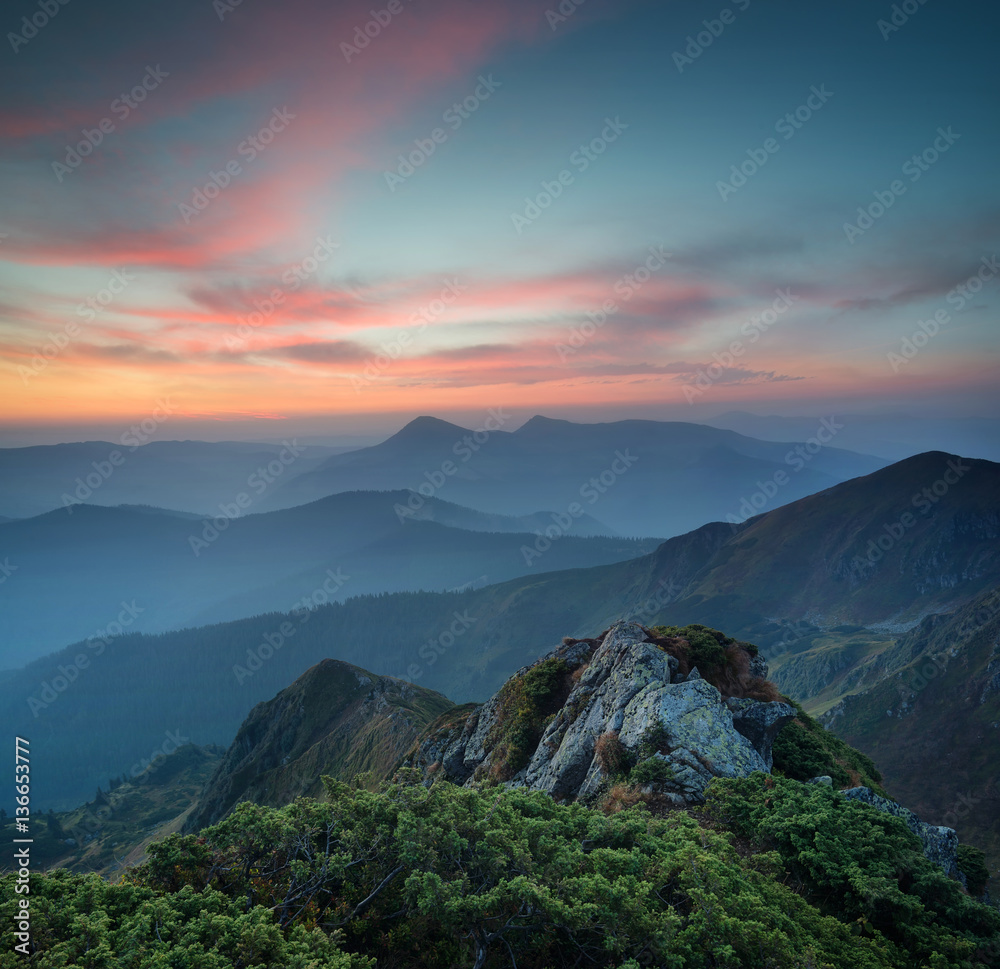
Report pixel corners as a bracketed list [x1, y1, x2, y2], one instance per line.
[520, 414, 571, 427]
[384, 416, 470, 444]
[514, 415, 578, 436]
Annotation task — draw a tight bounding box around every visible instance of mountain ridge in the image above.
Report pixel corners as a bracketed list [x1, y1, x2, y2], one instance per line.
[3, 448, 998, 872]
[185, 658, 454, 832]
[259, 413, 889, 536]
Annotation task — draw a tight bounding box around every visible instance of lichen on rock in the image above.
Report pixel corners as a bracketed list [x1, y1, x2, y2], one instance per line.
[407, 619, 796, 806]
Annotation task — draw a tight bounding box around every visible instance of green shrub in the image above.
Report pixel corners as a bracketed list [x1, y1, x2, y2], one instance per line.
[771, 718, 852, 786]
[957, 843, 991, 897]
[647, 623, 773, 698]
[636, 721, 672, 760]
[10, 777, 1000, 969]
[629, 757, 676, 786]
[772, 701, 884, 793]
[705, 773, 1000, 966]
[651, 623, 729, 678]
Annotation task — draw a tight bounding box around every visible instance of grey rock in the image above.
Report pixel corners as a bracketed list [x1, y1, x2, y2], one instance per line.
[724, 696, 796, 770]
[410, 619, 795, 807]
[841, 787, 961, 879]
[807, 775, 834, 786]
[619, 678, 773, 802]
[749, 653, 769, 680]
[524, 621, 676, 799]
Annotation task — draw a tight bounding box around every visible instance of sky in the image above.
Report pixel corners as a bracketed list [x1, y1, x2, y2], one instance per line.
[0, 0, 997, 446]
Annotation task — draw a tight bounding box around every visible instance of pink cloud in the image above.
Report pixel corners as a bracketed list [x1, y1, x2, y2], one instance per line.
[1, 1, 544, 272]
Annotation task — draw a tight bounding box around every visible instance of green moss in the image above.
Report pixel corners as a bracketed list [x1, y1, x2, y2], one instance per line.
[487, 657, 570, 779]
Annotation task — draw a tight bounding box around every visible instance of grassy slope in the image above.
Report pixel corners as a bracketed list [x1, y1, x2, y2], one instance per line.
[684, 452, 1000, 625]
[0, 744, 221, 877]
[185, 659, 454, 831]
[823, 585, 1000, 876]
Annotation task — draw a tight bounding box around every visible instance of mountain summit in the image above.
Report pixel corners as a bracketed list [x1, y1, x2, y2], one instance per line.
[406, 620, 796, 805]
[378, 415, 473, 448]
[186, 659, 453, 831]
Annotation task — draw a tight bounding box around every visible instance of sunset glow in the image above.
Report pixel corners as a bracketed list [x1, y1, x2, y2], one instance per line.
[1, 0, 997, 442]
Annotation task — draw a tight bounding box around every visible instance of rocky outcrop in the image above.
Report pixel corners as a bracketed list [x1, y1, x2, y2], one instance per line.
[186, 659, 453, 831]
[407, 620, 796, 805]
[841, 787, 961, 879]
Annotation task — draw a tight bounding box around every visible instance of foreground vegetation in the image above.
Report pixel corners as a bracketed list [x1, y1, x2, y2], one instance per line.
[3, 773, 997, 968]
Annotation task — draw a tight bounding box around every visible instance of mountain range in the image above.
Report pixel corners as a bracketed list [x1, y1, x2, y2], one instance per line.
[0, 490, 656, 663]
[4, 446, 998, 878]
[708, 410, 1000, 464]
[0, 417, 887, 542]
[258, 414, 888, 537]
[0, 438, 345, 519]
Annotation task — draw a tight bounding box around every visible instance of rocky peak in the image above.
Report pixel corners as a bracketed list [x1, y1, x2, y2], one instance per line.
[186, 659, 453, 831]
[408, 620, 796, 805]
